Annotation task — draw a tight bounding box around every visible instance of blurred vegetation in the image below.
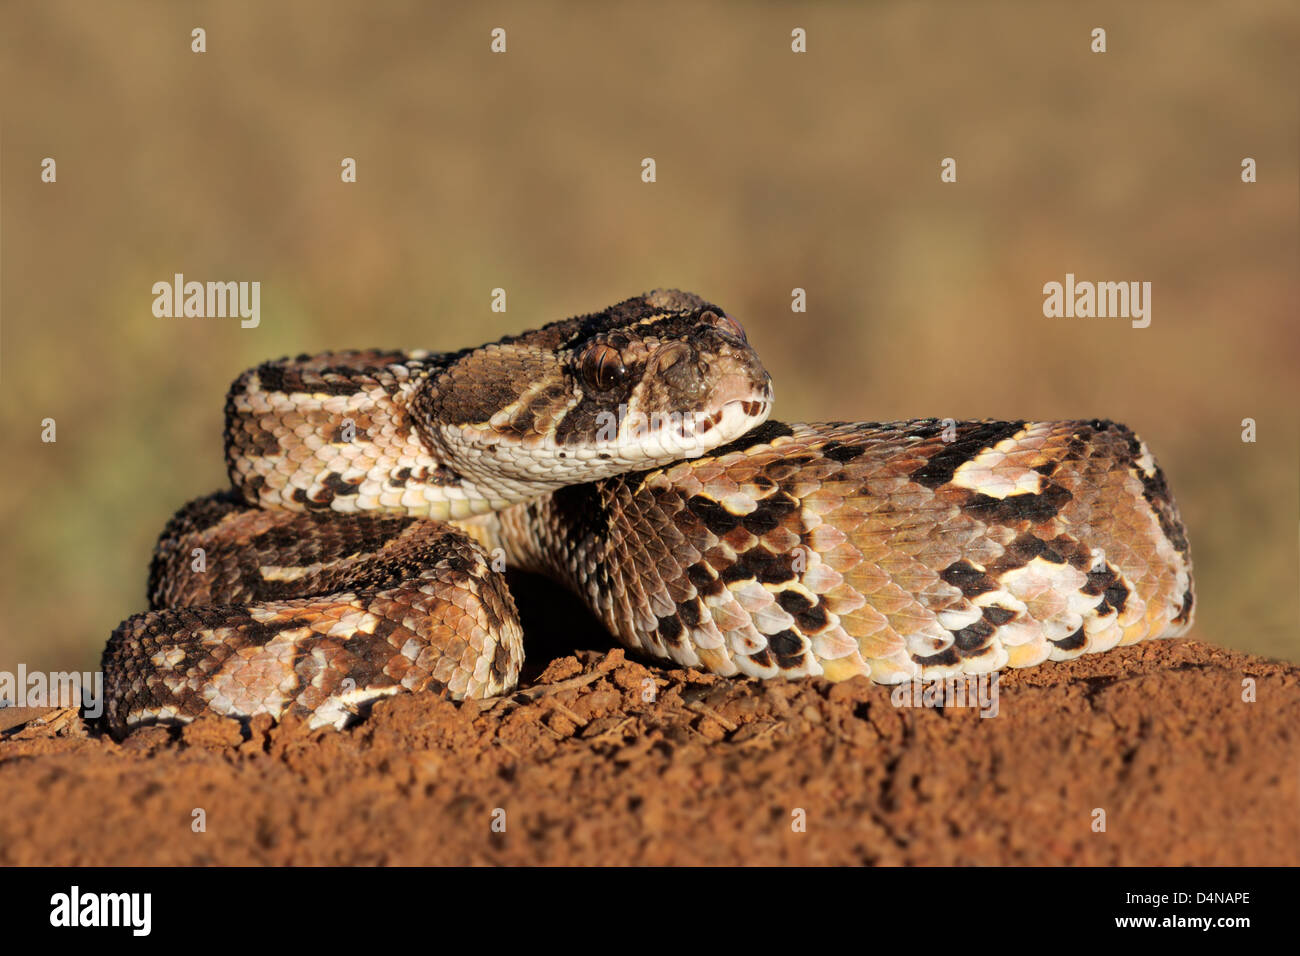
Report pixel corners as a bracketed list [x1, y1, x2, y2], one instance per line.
[1, 0, 1296, 673]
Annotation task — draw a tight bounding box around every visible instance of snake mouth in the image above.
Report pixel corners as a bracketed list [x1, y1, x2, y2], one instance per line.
[672, 387, 773, 457]
[712, 396, 771, 428]
[574, 384, 773, 467]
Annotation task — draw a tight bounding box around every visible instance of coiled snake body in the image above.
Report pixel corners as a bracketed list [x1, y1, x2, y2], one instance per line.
[105, 292, 1194, 735]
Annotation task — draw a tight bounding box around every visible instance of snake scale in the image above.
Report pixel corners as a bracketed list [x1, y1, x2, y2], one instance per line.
[104, 290, 1194, 735]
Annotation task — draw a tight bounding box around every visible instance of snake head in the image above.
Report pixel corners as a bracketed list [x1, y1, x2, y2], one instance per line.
[414, 290, 773, 494]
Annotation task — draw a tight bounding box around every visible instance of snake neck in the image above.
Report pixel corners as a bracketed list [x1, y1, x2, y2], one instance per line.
[224, 351, 529, 520]
[450, 489, 597, 580]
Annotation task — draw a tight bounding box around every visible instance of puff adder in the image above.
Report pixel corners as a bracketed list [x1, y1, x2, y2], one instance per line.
[104, 291, 1193, 736]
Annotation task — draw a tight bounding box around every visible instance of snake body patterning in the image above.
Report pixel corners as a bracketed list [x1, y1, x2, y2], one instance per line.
[104, 292, 1194, 735]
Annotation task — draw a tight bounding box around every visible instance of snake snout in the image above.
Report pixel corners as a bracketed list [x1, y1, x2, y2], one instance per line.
[702, 345, 773, 415]
[650, 330, 771, 407]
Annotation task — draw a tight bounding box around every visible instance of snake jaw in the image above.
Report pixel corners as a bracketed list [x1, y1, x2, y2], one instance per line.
[430, 375, 774, 494]
[674, 390, 774, 460]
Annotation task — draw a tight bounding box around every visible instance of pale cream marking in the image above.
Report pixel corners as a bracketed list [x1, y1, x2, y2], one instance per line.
[948, 423, 1052, 499]
[308, 685, 402, 731]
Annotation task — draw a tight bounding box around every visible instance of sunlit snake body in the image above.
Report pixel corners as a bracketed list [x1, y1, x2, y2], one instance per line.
[104, 292, 1194, 735]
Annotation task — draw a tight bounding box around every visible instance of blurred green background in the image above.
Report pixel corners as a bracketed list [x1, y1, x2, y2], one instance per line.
[1, 0, 1296, 674]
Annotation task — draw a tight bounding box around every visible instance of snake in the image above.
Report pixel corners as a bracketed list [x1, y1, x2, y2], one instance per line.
[103, 290, 1195, 736]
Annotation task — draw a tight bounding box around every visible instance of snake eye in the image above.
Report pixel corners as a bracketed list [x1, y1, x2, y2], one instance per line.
[702, 309, 746, 342]
[579, 343, 627, 392]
